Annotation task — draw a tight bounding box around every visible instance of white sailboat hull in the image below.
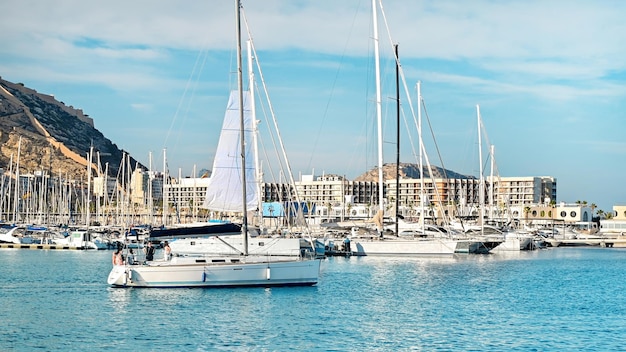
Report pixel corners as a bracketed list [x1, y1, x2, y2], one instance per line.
[351, 238, 458, 256]
[491, 236, 534, 251]
[107, 256, 321, 288]
[169, 236, 322, 258]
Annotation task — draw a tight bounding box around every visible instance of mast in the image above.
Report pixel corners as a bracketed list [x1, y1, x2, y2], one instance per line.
[372, 0, 384, 214]
[3, 153, 13, 222]
[86, 145, 93, 228]
[489, 144, 495, 219]
[248, 39, 262, 228]
[235, 0, 248, 255]
[417, 82, 425, 233]
[96, 151, 102, 225]
[394, 43, 400, 236]
[148, 152, 153, 226]
[13, 136, 21, 223]
[162, 148, 167, 226]
[192, 164, 197, 222]
[477, 105, 484, 235]
[103, 163, 109, 225]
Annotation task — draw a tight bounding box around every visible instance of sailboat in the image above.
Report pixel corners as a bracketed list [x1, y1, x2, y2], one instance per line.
[147, 11, 324, 260]
[107, 0, 321, 288]
[465, 105, 534, 251]
[342, 0, 498, 256]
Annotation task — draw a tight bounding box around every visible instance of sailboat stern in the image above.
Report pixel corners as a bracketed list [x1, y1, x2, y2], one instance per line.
[107, 266, 129, 286]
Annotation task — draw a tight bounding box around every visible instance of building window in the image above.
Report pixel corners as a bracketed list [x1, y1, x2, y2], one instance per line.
[570, 211, 577, 218]
[560, 211, 566, 217]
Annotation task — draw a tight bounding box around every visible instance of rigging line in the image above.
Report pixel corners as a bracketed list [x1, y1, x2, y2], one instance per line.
[162, 35, 212, 150]
[246, 31, 301, 205]
[241, 8, 314, 236]
[377, 0, 426, 169]
[251, 74, 285, 186]
[303, 0, 367, 172]
[420, 98, 455, 225]
[171, 49, 211, 157]
[239, 10, 285, 185]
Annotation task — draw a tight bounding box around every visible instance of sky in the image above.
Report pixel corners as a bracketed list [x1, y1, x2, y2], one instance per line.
[0, 0, 625, 213]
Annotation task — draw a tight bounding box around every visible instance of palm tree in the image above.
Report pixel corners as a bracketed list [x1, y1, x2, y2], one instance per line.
[590, 203, 597, 216]
[524, 206, 531, 225]
[325, 202, 332, 222]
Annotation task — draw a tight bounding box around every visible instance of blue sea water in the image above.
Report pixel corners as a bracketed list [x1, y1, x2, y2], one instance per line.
[1, 247, 626, 351]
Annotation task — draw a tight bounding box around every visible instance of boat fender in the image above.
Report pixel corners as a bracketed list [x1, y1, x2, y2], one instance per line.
[202, 271, 207, 282]
[266, 267, 271, 280]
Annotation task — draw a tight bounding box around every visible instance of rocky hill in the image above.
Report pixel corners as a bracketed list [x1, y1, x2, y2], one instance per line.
[354, 162, 473, 182]
[0, 77, 144, 179]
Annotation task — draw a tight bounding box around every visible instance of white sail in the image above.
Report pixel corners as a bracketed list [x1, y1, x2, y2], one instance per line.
[202, 90, 258, 213]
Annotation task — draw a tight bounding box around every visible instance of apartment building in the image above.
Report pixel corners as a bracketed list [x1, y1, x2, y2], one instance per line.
[136, 170, 562, 225]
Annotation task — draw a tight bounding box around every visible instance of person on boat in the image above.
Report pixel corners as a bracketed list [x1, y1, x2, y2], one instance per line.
[144, 241, 155, 261]
[112, 249, 123, 266]
[163, 241, 172, 260]
[343, 236, 351, 253]
[127, 249, 135, 265]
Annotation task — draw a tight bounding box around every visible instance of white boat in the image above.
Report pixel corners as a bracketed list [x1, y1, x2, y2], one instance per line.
[54, 230, 109, 250]
[0, 224, 36, 244]
[350, 232, 458, 256]
[108, 3, 321, 287]
[464, 225, 535, 252]
[149, 219, 325, 258]
[328, 2, 498, 257]
[107, 254, 320, 288]
[348, 225, 495, 256]
[168, 234, 325, 259]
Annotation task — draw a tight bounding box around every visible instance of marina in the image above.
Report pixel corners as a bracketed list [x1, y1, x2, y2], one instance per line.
[0, 0, 624, 348]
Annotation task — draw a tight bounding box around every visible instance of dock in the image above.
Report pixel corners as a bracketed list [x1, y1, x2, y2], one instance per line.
[0, 243, 87, 250]
[325, 249, 364, 257]
[544, 237, 626, 248]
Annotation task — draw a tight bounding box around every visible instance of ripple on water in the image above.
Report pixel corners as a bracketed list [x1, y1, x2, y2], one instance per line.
[2, 248, 626, 350]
